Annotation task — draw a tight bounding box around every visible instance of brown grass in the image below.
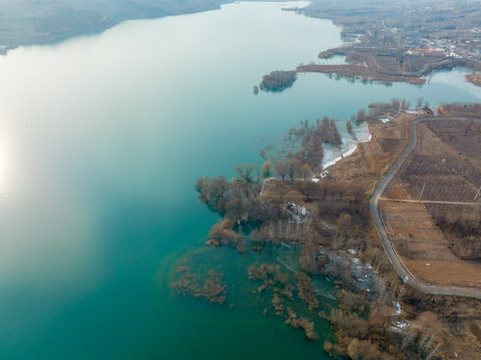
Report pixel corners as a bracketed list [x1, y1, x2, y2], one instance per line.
[381, 118, 481, 288]
[296, 64, 426, 84]
[381, 201, 481, 288]
[466, 74, 481, 87]
[327, 115, 414, 189]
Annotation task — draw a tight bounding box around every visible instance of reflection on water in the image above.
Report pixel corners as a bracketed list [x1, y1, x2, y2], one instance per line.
[0, 136, 7, 189]
[0, 1, 480, 359]
[277, 242, 300, 273]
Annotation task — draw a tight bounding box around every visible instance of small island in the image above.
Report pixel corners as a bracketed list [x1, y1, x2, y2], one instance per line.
[259, 70, 297, 92]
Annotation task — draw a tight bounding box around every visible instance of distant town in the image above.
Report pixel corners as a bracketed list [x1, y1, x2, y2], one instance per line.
[292, 0, 481, 85]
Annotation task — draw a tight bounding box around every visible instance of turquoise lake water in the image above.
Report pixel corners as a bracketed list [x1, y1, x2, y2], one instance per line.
[0, 2, 481, 359]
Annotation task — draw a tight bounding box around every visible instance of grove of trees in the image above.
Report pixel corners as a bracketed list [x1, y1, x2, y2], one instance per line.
[259, 70, 297, 91]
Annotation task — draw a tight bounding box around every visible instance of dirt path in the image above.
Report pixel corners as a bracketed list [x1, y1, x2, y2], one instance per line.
[370, 117, 481, 298]
[380, 198, 481, 206]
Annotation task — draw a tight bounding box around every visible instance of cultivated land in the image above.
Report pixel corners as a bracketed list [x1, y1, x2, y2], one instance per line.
[327, 111, 481, 358]
[377, 117, 481, 292]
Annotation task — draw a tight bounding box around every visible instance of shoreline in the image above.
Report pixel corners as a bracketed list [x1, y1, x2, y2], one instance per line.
[0, 1, 231, 54]
[322, 122, 372, 171]
[296, 64, 428, 85]
[0, 1, 312, 56]
[466, 73, 481, 87]
[292, 1, 481, 87]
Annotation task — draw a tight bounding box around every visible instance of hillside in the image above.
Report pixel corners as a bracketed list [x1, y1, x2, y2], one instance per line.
[0, 0, 225, 47]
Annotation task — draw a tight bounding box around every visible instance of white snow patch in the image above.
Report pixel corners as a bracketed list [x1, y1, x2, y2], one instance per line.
[322, 122, 372, 171]
[393, 301, 402, 315]
[288, 202, 308, 215]
[287, 202, 309, 222]
[281, 1, 312, 10]
[298, 205, 307, 216]
[312, 177, 320, 183]
[392, 321, 410, 330]
[381, 118, 390, 123]
[348, 249, 357, 255]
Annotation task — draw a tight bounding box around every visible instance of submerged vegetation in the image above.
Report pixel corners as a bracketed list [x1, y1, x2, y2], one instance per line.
[173, 265, 227, 305]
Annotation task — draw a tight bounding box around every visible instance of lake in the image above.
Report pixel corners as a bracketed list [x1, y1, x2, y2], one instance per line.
[0, 2, 480, 359]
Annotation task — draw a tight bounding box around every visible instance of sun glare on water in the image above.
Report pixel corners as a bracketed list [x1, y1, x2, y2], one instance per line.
[0, 138, 7, 189]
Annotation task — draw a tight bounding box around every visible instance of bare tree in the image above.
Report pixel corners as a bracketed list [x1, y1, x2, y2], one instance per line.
[259, 148, 267, 160]
[305, 181, 318, 201]
[299, 163, 312, 180]
[391, 98, 401, 110]
[346, 120, 356, 139]
[417, 96, 424, 107]
[287, 158, 303, 180]
[274, 159, 290, 180]
[350, 184, 365, 202]
[234, 163, 255, 183]
[262, 161, 273, 178]
[356, 108, 366, 121]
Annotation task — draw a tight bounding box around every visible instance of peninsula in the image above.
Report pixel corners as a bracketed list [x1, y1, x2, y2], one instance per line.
[176, 101, 481, 359]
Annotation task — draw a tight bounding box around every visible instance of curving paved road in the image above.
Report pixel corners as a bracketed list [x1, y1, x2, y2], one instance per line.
[370, 117, 481, 298]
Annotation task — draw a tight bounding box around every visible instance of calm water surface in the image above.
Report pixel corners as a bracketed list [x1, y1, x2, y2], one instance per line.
[0, 2, 480, 359]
